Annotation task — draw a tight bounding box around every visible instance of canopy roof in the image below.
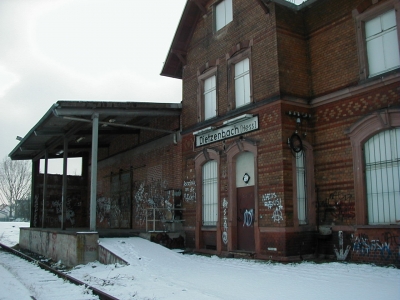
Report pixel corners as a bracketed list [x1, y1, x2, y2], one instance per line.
[9, 101, 181, 161]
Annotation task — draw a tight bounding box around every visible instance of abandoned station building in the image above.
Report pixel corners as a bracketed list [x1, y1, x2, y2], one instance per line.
[10, 0, 400, 267]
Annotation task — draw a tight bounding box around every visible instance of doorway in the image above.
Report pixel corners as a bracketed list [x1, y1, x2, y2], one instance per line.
[237, 186, 255, 251]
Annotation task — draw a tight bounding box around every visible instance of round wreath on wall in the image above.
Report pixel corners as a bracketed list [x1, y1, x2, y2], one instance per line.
[289, 133, 303, 153]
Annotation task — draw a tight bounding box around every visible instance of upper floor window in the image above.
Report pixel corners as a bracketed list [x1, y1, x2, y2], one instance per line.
[364, 127, 400, 225]
[215, 0, 233, 31]
[198, 65, 218, 121]
[354, 1, 400, 80]
[227, 44, 253, 111]
[204, 75, 217, 120]
[365, 9, 400, 77]
[234, 58, 251, 108]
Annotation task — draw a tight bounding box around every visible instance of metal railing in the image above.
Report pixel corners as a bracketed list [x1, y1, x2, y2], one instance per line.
[145, 207, 185, 232]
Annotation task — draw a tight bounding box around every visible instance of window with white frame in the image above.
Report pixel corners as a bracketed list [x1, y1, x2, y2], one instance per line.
[365, 9, 400, 77]
[204, 75, 217, 120]
[202, 160, 218, 226]
[234, 58, 251, 108]
[216, 0, 233, 31]
[296, 151, 307, 224]
[364, 127, 400, 225]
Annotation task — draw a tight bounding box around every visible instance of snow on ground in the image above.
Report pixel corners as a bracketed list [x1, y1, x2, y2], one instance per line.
[1, 222, 400, 300]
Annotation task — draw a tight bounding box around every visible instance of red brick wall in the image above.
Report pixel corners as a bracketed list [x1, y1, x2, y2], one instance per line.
[313, 81, 400, 227]
[182, 0, 280, 130]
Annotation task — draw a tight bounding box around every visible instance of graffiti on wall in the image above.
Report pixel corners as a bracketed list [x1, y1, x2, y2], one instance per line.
[352, 231, 400, 261]
[134, 179, 170, 226]
[334, 231, 351, 260]
[97, 197, 111, 224]
[262, 193, 284, 223]
[222, 198, 228, 245]
[51, 194, 82, 226]
[320, 191, 355, 222]
[183, 179, 196, 202]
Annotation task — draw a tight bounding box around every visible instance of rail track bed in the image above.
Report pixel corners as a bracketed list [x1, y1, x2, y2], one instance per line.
[0, 242, 118, 300]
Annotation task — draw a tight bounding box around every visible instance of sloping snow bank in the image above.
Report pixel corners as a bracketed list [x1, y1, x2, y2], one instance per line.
[1, 223, 399, 300]
[69, 237, 400, 300]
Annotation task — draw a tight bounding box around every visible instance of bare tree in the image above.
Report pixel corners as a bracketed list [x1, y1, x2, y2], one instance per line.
[0, 157, 31, 219]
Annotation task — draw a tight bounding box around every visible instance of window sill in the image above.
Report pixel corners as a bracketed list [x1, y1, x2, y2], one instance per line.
[355, 224, 400, 229]
[201, 226, 217, 231]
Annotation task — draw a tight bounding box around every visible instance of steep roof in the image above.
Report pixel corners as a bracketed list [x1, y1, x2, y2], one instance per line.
[160, 0, 207, 79]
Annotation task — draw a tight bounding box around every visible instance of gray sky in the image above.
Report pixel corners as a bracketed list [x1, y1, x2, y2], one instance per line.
[0, 0, 185, 163]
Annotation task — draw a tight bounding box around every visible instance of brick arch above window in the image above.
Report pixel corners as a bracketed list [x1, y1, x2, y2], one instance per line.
[197, 59, 220, 77]
[346, 108, 400, 225]
[226, 40, 253, 60]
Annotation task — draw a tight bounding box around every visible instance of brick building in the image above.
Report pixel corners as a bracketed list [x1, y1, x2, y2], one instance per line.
[9, 0, 399, 267]
[161, 0, 400, 265]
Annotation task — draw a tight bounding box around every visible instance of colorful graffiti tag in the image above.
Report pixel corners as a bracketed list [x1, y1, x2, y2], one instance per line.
[352, 231, 400, 262]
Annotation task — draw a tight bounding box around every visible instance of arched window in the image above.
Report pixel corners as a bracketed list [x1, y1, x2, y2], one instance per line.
[202, 160, 218, 226]
[346, 108, 400, 225]
[364, 128, 400, 224]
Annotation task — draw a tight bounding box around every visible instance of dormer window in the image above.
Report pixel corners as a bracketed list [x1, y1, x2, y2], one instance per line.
[215, 0, 233, 31]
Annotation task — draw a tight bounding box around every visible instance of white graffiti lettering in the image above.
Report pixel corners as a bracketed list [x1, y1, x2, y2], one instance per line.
[183, 180, 196, 202]
[222, 198, 228, 244]
[262, 193, 284, 223]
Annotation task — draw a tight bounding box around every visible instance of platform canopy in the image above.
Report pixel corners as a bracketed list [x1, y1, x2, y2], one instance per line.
[9, 100, 181, 161]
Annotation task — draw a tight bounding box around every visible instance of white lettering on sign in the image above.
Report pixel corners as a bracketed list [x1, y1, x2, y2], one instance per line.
[195, 116, 259, 147]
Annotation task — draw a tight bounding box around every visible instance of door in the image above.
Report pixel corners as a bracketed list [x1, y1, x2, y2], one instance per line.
[237, 186, 255, 251]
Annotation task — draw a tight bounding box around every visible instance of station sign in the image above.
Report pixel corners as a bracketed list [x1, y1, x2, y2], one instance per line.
[194, 115, 259, 147]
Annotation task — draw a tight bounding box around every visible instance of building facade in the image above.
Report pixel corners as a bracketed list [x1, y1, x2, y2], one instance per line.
[162, 0, 400, 265]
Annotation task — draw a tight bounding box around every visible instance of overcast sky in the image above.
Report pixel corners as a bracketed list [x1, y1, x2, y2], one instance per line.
[0, 0, 186, 163]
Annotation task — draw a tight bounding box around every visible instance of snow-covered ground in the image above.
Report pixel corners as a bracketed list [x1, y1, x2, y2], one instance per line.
[1, 222, 399, 300]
